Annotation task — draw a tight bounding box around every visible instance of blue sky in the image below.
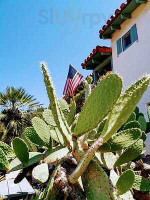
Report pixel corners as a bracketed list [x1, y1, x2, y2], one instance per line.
[0, 0, 124, 107]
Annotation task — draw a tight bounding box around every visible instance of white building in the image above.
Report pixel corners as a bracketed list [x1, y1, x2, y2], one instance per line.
[81, 0, 150, 153]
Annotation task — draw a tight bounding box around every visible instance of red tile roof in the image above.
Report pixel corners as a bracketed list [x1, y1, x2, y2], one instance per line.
[99, 0, 132, 38]
[81, 46, 112, 69]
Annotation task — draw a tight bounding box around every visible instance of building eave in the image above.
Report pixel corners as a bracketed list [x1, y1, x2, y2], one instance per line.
[81, 46, 112, 70]
[99, 0, 147, 39]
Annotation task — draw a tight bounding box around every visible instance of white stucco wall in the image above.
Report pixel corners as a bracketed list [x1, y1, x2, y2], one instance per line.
[111, 1, 150, 154]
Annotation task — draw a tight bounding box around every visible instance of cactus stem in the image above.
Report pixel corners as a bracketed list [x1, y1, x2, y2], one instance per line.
[69, 137, 103, 184]
[40, 62, 72, 150]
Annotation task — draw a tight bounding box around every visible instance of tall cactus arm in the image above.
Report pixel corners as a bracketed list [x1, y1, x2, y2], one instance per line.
[41, 62, 72, 149]
[68, 137, 103, 184]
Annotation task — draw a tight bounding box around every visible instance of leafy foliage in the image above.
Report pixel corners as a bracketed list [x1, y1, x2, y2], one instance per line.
[0, 87, 42, 143]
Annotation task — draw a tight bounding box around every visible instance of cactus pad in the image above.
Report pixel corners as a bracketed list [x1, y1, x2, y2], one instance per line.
[97, 119, 107, 135]
[13, 137, 29, 166]
[122, 121, 141, 130]
[84, 80, 92, 100]
[10, 152, 43, 171]
[138, 116, 147, 132]
[32, 117, 51, 145]
[0, 148, 9, 170]
[82, 160, 114, 200]
[101, 75, 150, 142]
[57, 99, 70, 119]
[116, 170, 135, 195]
[67, 100, 76, 126]
[99, 128, 142, 152]
[74, 74, 122, 137]
[0, 141, 15, 159]
[96, 152, 117, 170]
[21, 134, 37, 152]
[32, 163, 49, 183]
[23, 127, 46, 147]
[126, 112, 136, 123]
[44, 147, 69, 164]
[43, 109, 56, 127]
[133, 175, 150, 191]
[45, 164, 61, 200]
[49, 127, 64, 145]
[114, 139, 143, 167]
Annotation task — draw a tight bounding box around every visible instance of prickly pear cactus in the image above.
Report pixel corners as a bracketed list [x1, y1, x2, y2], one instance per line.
[12, 137, 29, 166]
[0, 141, 15, 159]
[2, 63, 150, 200]
[122, 121, 141, 130]
[67, 100, 76, 126]
[32, 163, 49, 184]
[126, 112, 136, 123]
[22, 127, 45, 148]
[57, 99, 70, 119]
[49, 127, 64, 145]
[95, 152, 117, 170]
[44, 147, 69, 164]
[21, 133, 37, 152]
[0, 148, 9, 171]
[101, 75, 150, 142]
[99, 128, 142, 152]
[32, 117, 51, 146]
[41, 62, 72, 148]
[116, 170, 135, 195]
[82, 160, 115, 200]
[10, 152, 43, 172]
[43, 109, 56, 127]
[74, 74, 122, 137]
[114, 139, 143, 167]
[97, 119, 107, 135]
[44, 164, 62, 200]
[138, 116, 147, 132]
[133, 175, 150, 191]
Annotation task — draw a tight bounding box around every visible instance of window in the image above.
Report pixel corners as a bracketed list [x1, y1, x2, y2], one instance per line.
[122, 31, 132, 50]
[117, 24, 138, 55]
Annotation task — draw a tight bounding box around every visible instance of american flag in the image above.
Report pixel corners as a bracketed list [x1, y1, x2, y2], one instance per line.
[63, 65, 83, 97]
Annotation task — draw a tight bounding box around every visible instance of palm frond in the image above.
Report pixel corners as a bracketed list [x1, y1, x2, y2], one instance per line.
[0, 87, 42, 110]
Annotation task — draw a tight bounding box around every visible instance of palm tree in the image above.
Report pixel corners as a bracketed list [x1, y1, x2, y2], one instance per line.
[0, 87, 42, 143]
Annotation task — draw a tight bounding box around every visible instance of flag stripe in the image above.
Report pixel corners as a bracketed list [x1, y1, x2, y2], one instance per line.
[63, 65, 83, 97]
